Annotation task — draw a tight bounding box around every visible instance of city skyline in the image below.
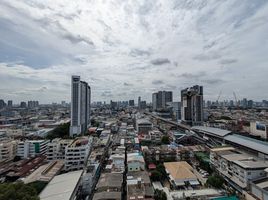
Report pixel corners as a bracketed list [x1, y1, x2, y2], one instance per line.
[0, 1, 268, 103]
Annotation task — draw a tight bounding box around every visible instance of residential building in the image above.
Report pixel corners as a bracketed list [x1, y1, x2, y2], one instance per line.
[69, 75, 91, 137]
[127, 171, 154, 200]
[210, 147, 268, 191]
[164, 161, 200, 189]
[127, 152, 145, 172]
[64, 137, 92, 171]
[17, 140, 49, 158]
[136, 119, 152, 134]
[46, 138, 73, 161]
[152, 91, 173, 110]
[249, 121, 268, 139]
[0, 139, 17, 161]
[181, 85, 204, 126]
[250, 177, 268, 200]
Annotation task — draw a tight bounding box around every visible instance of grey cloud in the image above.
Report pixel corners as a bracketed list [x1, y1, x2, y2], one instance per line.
[202, 79, 225, 85]
[179, 71, 207, 79]
[193, 53, 221, 61]
[124, 82, 133, 86]
[151, 58, 171, 65]
[152, 80, 164, 85]
[220, 59, 238, 65]
[129, 49, 151, 57]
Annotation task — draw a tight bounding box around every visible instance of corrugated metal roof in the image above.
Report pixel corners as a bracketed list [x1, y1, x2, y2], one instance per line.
[224, 134, 268, 155]
[192, 126, 231, 137]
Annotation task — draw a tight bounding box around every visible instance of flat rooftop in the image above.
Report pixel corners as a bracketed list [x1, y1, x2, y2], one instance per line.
[96, 173, 123, 189]
[39, 170, 83, 200]
[192, 126, 231, 137]
[224, 134, 268, 155]
[164, 161, 196, 180]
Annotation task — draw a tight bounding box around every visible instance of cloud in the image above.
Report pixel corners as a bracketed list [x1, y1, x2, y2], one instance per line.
[0, 0, 268, 102]
[151, 58, 171, 65]
[219, 59, 238, 65]
[152, 80, 164, 85]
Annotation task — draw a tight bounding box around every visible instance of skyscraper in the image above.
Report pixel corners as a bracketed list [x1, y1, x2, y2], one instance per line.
[69, 76, 91, 137]
[152, 91, 173, 110]
[138, 96, 141, 109]
[181, 85, 203, 126]
[7, 100, 12, 108]
[129, 100, 134, 107]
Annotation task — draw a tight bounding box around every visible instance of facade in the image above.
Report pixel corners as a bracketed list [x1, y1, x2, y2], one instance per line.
[7, 100, 12, 108]
[181, 85, 204, 126]
[136, 119, 153, 134]
[0, 139, 17, 161]
[250, 177, 268, 200]
[152, 91, 173, 110]
[46, 138, 73, 161]
[17, 140, 49, 158]
[210, 147, 268, 191]
[127, 152, 145, 172]
[129, 100, 134, 107]
[249, 121, 268, 139]
[64, 137, 92, 171]
[70, 75, 91, 137]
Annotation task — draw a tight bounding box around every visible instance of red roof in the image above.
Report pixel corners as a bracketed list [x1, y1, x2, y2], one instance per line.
[148, 163, 156, 169]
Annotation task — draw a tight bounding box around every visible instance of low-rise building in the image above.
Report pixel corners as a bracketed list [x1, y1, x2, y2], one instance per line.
[39, 170, 83, 200]
[127, 171, 154, 200]
[17, 140, 49, 158]
[95, 173, 123, 192]
[250, 177, 268, 200]
[127, 152, 145, 172]
[210, 146, 268, 192]
[136, 119, 152, 134]
[164, 161, 200, 189]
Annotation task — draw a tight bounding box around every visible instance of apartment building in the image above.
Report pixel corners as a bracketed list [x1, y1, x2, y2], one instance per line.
[210, 147, 268, 191]
[46, 138, 73, 161]
[0, 139, 17, 161]
[17, 140, 49, 158]
[65, 137, 92, 171]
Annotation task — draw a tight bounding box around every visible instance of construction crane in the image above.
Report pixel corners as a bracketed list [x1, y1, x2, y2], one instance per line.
[233, 91, 239, 107]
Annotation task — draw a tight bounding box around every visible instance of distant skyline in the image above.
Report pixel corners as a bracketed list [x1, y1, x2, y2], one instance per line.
[0, 0, 268, 103]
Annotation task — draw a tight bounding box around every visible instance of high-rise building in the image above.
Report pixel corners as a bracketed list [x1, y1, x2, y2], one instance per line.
[0, 99, 6, 109]
[20, 101, 27, 108]
[181, 85, 203, 126]
[7, 100, 12, 108]
[152, 91, 173, 110]
[138, 96, 141, 109]
[69, 75, 91, 137]
[129, 100, 134, 107]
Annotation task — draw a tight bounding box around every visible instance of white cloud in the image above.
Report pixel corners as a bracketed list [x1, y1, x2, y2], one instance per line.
[0, 0, 268, 103]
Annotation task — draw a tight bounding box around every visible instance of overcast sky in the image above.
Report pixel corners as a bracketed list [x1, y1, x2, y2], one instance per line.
[0, 0, 268, 103]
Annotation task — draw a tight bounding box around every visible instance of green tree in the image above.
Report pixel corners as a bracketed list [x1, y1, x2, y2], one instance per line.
[0, 182, 40, 200]
[154, 189, 167, 200]
[46, 122, 70, 140]
[151, 170, 162, 181]
[206, 175, 224, 188]
[161, 136, 170, 144]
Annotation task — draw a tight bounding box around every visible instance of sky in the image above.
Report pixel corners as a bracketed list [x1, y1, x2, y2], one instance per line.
[0, 0, 268, 103]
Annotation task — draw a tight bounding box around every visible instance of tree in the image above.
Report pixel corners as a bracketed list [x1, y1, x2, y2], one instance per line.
[46, 122, 70, 140]
[206, 175, 224, 188]
[0, 182, 40, 200]
[154, 189, 167, 200]
[151, 170, 162, 181]
[161, 136, 170, 145]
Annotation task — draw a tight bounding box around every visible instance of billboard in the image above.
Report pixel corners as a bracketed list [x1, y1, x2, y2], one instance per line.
[256, 122, 266, 131]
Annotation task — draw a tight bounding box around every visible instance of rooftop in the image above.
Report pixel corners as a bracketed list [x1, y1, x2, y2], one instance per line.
[96, 173, 123, 189]
[224, 134, 268, 155]
[39, 170, 83, 200]
[192, 126, 231, 137]
[93, 192, 121, 200]
[164, 161, 196, 180]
